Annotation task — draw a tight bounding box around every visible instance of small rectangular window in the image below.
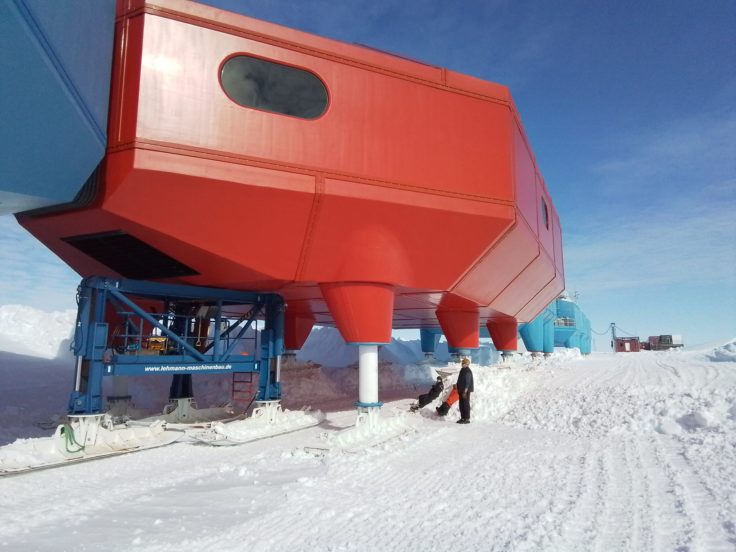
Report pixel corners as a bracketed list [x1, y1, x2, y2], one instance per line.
[541, 198, 549, 230]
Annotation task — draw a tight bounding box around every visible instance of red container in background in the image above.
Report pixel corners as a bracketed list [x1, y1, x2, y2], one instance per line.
[615, 338, 641, 353]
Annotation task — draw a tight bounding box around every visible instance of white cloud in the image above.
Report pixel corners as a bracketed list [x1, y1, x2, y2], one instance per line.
[565, 201, 736, 293]
[592, 108, 736, 189]
[567, 102, 736, 296]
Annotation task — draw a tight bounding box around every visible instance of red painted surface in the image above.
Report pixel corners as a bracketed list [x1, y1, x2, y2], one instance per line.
[18, 0, 565, 347]
[615, 338, 641, 353]
[487, 319, 518, 352]
[437, 308, 481, 350]
[284, 306, 315, 351]
[446, 386, 460, 407]
[320, 283, 394, 344]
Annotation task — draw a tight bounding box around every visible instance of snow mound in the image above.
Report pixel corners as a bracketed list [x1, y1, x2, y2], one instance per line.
[550, 347, 584, 363]
[502, 384, 736, 437]
[492, 354, 736, 439]
[0, 305, 75, 359]
[708, 338, 736, 362]
[296, 326, 426, 367]
[470, 364, 540, 421]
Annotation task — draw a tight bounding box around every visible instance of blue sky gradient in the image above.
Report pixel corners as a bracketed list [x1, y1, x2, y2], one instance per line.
[1, 0, 734, 348]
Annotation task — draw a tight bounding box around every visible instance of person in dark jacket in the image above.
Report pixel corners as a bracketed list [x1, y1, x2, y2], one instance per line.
[410, 376, 444, 412]
[456, 357, 474, 424]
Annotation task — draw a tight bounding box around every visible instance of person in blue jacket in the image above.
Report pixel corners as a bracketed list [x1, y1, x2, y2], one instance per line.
[456, 357, 474, 424]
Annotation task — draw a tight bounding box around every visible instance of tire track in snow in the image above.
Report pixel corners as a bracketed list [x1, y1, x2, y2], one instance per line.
[552, 436, 707, 552]
[563, 432, 732, 552]
[552, 440, 605, 551]
[121, 425, 595, 552]
[0, 427, 329, 547]
[622, 438, 654, 552]
[592, 437, 639, 552]
[655, 435, 735, 551]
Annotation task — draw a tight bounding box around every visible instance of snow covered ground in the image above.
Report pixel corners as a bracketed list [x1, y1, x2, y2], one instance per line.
[0, 309, 734, 551]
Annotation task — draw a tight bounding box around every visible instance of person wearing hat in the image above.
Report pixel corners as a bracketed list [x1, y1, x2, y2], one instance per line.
[456, 357, 474, 424]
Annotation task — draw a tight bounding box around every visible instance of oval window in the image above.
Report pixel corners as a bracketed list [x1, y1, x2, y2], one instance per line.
[220, 55, 328, 119]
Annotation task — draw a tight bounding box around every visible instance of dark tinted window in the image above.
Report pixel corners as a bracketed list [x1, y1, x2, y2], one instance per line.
[221, 55, 328, 119]
[541, 198, 549, 230]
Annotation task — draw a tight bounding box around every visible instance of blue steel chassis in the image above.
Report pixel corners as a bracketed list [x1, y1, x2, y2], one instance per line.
[68, 277, 284, 414]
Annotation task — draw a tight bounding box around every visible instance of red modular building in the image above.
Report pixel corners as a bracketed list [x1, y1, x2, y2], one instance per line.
[614, 337, 641, 353]
[18, 0, 564, 352]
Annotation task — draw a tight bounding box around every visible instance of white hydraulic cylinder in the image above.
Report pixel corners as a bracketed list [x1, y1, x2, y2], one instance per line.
[74, 356, 83, 392]
[358, 345, 379, 404]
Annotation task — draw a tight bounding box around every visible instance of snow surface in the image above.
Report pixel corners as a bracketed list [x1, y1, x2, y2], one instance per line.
[0, 308, 735, 551]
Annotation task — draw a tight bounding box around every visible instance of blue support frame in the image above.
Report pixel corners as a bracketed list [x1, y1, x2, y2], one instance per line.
[68, 277, 284, 414]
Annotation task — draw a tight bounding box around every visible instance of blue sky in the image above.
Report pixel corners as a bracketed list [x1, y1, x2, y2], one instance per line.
[1, 0, 734, 348]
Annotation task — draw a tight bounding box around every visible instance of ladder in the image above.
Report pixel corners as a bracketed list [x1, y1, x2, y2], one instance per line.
[232, 372, 257, 409]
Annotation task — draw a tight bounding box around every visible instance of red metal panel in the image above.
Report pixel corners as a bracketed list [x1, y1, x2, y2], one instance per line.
[513, 125, 538, 233]
[111, 149, 315, 281]
[437, 308, 480, 350]
[129, 0, 446, 83]
[320, 282, 394, 344]
[450, 215, 537, 307]
[515, 268, 564, 323]
[284, 306, 315, 351]
[537, 178, 555, 260]
[108, 14, 143, 145]
[444, 69, 512, 102]
[132, 14, 515, 200]
[487, 319, 518, 351]
[494, 250, 555, 319]
[299, 177, 514, 288]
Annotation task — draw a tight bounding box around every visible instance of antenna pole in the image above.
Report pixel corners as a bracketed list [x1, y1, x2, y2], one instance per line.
[610, 322, 616, 351]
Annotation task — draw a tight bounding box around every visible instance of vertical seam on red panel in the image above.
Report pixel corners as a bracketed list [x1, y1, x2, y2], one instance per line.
[294, 174, 324, 280]
[112, 15, 144, 147]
